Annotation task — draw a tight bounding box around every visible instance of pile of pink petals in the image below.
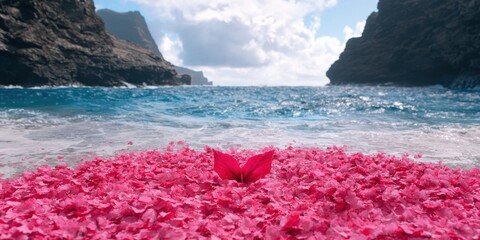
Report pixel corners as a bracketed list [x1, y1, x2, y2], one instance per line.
[1, 145, 479, 239]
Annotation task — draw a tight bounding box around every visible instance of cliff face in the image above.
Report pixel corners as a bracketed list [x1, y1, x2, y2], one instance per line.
[96, 9, 162, 57]
[0, 0, 190, 87]
[327, 0, 480, 88]
[97, 9, 212, 86]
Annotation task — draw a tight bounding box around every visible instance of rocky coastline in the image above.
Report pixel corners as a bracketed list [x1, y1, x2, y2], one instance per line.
[97, 9, 212, 86]
[0, 0, 190, 87]
[327, 0, 480, 88]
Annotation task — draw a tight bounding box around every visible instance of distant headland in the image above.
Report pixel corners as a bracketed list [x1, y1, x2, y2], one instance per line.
[0, 0, 190, 87]
[96, 9, 212, 86]
[327, 0, 480, 88]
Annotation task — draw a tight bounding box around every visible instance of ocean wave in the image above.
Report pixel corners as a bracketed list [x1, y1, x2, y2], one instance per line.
[0, 86, 478, 178]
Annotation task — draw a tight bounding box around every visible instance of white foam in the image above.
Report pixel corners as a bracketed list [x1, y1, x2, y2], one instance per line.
[0, 85, 23, 89]
[1, 119, 479, 178]
[119, 81, 137, 89]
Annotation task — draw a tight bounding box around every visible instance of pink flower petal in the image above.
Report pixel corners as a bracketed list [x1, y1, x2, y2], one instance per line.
[0, 145, 478, 238]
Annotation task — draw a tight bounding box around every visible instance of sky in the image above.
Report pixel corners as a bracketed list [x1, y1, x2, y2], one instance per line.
[94, 0, 378, 86]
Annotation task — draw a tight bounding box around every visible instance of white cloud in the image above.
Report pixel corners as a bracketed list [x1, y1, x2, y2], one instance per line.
[123, 0, 369, 86]
[343, 20, 366, 41]
[159, 35, 183, 65]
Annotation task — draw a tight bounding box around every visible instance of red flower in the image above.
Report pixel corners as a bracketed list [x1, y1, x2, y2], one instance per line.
[213, 150, 274, 183]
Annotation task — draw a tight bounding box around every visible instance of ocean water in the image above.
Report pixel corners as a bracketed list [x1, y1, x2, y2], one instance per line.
[0, 86, 479, 178]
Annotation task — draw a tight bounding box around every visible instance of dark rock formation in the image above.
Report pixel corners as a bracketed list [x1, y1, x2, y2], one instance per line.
[0, 0, 190, 87]
[97, 9, 212, 86]
[327, 0, 480, 88]
[174, 66, 212, 85]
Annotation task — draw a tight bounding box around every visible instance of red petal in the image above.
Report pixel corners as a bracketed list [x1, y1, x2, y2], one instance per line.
[242, 150, 274, 183]
[282, 213, 300, 231]
[213, 150, 242, 182]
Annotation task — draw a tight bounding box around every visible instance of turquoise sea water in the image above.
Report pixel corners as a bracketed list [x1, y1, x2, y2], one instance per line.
[0, 86, 479, 177]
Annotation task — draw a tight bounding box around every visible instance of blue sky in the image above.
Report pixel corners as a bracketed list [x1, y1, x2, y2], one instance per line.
[94, 0, 379, 86]
[316, 0, 378, 39]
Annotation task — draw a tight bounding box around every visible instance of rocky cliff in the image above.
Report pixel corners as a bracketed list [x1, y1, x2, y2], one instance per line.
[97, 9, 212, 86]
[0, 0, 190, 87]
[96, 9, 162, 57]
[327, 0, 480, 88]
